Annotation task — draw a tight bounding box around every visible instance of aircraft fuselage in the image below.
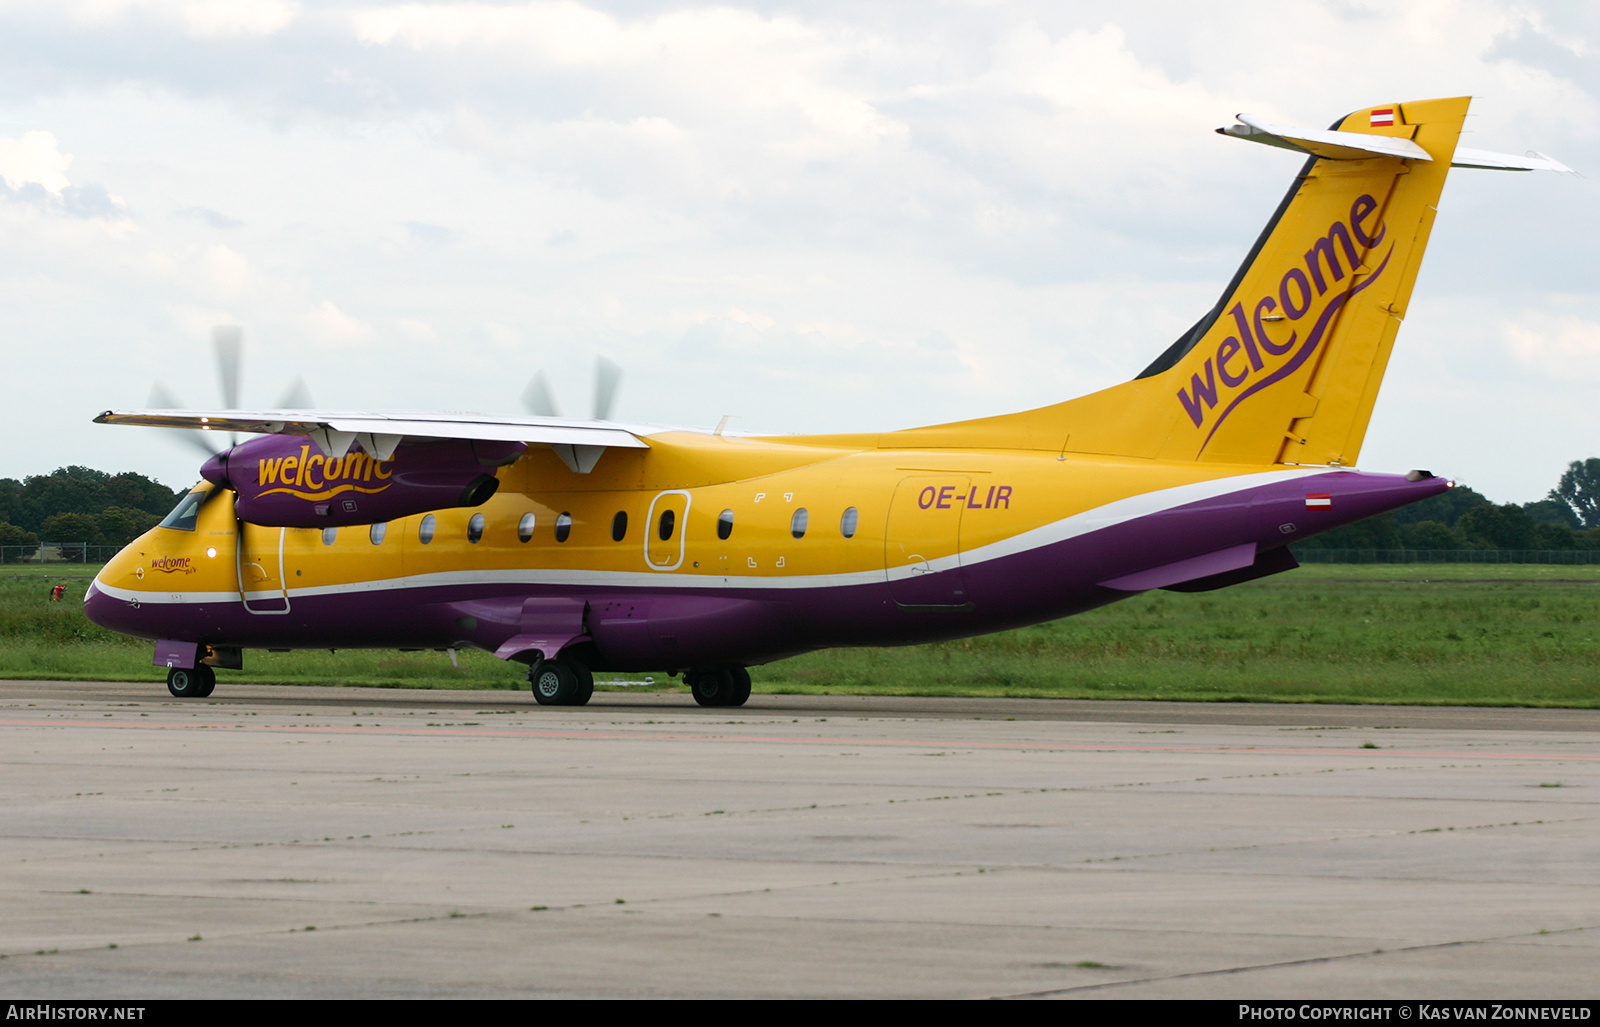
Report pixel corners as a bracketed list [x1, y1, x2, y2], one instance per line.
[86, 433, 1443, 672]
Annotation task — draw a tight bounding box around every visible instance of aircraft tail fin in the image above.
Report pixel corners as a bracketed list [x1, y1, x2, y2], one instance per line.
[1135, 97, 1469, 465]
[891, 97, 1531, 466]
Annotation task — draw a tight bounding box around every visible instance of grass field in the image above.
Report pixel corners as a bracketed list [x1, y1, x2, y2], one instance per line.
[5, 563, 1598, 706]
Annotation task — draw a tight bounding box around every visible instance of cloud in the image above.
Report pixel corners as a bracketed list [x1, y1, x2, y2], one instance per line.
[179, 206, 244, 229]
[203, 244, 250, 294]
[304, 300, 375, 344]
[402, 220, 454, 245]
[0, 131, 72, 194]
[395, 317, 439, 343]
[1504, 314, 1600, 379]
[0, 0, 1592, 504]
[0, 131, 130, 227]
[52, 0, 297, 38]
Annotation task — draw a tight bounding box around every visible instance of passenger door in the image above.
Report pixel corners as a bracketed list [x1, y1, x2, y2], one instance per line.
[883, 476, 970, 608]
[645, 490, 691, 571]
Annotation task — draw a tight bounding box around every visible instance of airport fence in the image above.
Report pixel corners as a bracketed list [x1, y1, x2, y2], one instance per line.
[2, 543, 124, 564]
[1295, 549, 1600, 564]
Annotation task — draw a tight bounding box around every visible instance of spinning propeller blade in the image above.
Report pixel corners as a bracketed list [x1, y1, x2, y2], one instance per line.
[211, 325, 242, 446]
[593, 355, 622, 422]
[521, 371, 560, 418]
[146, 383, 222, 458]
[521, 356, 624, 422]
[148, 325, 315, 468]
[275, 375, 314, 410]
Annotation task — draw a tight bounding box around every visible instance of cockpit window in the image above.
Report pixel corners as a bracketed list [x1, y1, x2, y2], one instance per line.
[159, 489, 210, 532]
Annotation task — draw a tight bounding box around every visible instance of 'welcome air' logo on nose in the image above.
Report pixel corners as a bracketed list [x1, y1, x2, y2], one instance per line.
[256, 444, 395, 502]
[1178, 194, 1393, 453]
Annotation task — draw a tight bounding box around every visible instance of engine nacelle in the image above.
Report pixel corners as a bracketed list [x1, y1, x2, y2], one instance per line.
[201, 435, 526, 528]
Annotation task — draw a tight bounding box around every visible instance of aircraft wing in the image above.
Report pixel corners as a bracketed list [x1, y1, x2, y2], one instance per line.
[93, 408, 650, 470]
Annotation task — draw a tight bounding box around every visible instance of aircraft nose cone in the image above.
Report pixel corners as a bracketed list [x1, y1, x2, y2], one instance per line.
[83, 579, 143, 636]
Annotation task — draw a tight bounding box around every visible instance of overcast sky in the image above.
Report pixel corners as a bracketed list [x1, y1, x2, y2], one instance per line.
[0, 0, 1594, 503]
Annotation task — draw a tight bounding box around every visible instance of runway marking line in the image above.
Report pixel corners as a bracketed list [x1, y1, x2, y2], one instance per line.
[0, 717, 1594, 762]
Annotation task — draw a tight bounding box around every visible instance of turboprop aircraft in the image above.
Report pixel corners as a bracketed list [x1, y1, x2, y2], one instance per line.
[86, 97, 1569, 706]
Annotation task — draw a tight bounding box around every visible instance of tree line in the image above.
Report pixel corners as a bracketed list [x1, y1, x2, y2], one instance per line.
[1292, 458, 1600, 551]
[4, 459, 1600, 560]
[0, 466, 183, 558]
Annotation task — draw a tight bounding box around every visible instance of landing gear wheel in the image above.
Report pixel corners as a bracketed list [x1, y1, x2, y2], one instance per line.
[569, 661, 594, 706]
[725, 665, 751, 707]
[531, 662, 577, 706]
[689, 666, 735, 707]
[166, 666, 211, 698]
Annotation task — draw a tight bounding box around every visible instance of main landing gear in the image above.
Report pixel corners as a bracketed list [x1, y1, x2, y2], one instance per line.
[529, 658, 594, 706]
[166, 665, 216, 698]
[687, 665, 751, 708]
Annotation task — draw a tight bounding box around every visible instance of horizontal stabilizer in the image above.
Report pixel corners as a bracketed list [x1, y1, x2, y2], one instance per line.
[1450, 147, 1574, 173]
[1219, 114, 1432, 161]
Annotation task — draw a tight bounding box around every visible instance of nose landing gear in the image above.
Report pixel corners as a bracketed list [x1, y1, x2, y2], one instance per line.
[687, 665, 751, 707]
[166, 665, 216, 698]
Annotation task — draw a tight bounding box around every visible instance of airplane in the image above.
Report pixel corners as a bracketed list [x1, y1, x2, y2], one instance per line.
[85, 96, 1569, 706]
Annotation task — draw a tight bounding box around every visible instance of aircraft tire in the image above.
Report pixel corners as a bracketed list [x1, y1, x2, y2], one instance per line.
[569, 661, 594, 706]
[195, 665, 217, 698]
[688, 667, 730, 707]
[166, 666, 208, 698]
[531, 662, 578, 705]
[725, 666, 751, 707]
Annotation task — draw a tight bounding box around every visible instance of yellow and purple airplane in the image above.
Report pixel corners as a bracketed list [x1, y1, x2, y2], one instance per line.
[87, 97, 1567, 706]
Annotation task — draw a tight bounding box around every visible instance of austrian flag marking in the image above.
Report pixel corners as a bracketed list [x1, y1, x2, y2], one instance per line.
[1305, 494, 1332, 509]
[1369, 108, 1395, 127]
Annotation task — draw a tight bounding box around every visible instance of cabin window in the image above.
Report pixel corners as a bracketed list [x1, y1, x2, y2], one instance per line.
[717, 509, 734, 541]
[369, 522, 387, 545]
[555, 512, 572, 543]
[612, 511, 628, 541]
[518, 513, 536, 542]
[419, 514, 436, 545]
[840, 507, 858, 538]
[158, 489, 208, 532]
[790, 508, 808, 539]
[321, 527, 337, 546]
[658, 509, 675, 541]
[467, 513, 485, 544]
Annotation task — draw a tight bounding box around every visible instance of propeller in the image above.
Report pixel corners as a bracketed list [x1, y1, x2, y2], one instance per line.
[593, 355, 622, 421]
[146, 382, 221, 458]
[211, 325, 242, 448]
[148, 325, 316, 461]
[522, 355, 623, 421]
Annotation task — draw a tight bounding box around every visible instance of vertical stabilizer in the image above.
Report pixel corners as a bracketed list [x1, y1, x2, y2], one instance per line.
[889, 98, 1472, 467]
